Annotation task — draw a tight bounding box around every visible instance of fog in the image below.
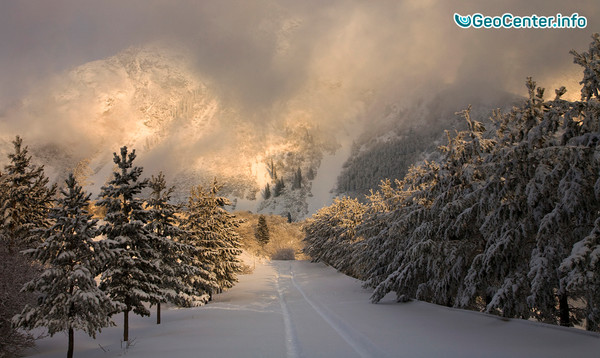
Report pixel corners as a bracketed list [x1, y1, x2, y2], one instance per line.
[0, 0, 597, 178]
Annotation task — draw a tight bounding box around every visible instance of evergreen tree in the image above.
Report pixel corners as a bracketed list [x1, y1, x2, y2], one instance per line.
[146, 172, 199, 323]
[303, 197, 366, 279]
[0, 136, 56, 251]
[268, 159, 277, 180]
[255, 215, 270, 246]
[263, 183, 271, 200]
[273, 178, 285, 197]
[179, 181, 242, 302]
[307, 167, 315, 181]
[14, 174, 117, 358]
[559, 33, 600, 330]
[300, 32, 600, 331]
[0, 136, 56, 355]
[204, 180, 243, 293]
[293, 168, 302, 189]
[176, 185, 214, 306]
[97, 147, 162, 342]
[561, 218, 600, 331]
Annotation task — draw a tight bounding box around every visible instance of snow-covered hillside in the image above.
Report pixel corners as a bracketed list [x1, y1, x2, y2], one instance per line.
[336, 86, 521, 199]
[0, 44, 526, 218]
[0, 45, 349, 218]
[24, 261, 600, 358]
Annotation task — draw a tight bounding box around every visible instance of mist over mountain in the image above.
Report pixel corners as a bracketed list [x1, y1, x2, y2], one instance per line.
[0, 42, 580, 219]
[335, 86, 522, 198]
[0, 45, 353, 218]
[0, 1, 596, 218]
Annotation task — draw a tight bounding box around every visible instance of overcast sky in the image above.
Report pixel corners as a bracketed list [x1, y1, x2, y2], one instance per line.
[1, 0, 598, 109]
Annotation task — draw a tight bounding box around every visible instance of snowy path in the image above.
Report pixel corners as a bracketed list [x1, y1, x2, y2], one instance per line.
[24, 261, 600, 358]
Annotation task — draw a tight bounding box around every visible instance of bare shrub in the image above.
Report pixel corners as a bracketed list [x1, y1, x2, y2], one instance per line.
[271, 248, 296, 260]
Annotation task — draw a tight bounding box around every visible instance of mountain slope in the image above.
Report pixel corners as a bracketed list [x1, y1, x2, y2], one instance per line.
[0, 45, 339, 217]
[335, 86, 521, 198]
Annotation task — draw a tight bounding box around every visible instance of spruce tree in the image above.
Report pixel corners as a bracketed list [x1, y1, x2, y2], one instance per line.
[307, 167, 315, 181]
[179, 186, 219, 305]
[146, 172, 199, 322]
[255, 215, 270, 246]
[293, 168, 302, 189]
[0, 136, 55, 355]
[263, 183, 271, 200]
[205, 180, 243, 293]
[268, 159, 277, 180]
[180, 181, 242, 301]
[0, 136, 56, 251]
[300, 33, 600, 330]
[559, 33, 600, 330]
[303, 197, 366, 279]
[14, 173, 117, 358]
[273, 178, 285, 197]
[97, 147, 162, 342]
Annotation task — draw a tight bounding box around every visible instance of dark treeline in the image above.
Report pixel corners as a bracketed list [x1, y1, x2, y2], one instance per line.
[1, 143, 242, 357]
[304, 34, 600, 331]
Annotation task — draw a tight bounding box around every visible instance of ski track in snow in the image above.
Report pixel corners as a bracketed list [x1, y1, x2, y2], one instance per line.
[274, 262, 389, 358]
[275, 269, 301, 358]
[198, 304, 276, 314]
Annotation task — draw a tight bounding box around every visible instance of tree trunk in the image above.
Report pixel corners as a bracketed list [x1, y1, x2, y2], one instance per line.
[68, 284, 75, 358]
[124, 308, 129, 342]
[559, 293, 571, 327]
[586, 299, 598, 331]
[157, 302, 161, 325]
[67, 327, 74, 358]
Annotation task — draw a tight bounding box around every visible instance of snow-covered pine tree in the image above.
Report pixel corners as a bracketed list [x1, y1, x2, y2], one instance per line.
[268, 158, 277, 180]
[525, 86, 599, 327]
[255, 215, 270, 246]
[459, 80, 544, 319]
[303, 196, 366, 279]
[179, 181, 242, 303]
[367, 107, 493, 306]
[561, 218, 600, 331]
[273, 178, 285, 197]
[146, 171, 200, 324]
[204, 180, 243, 293]
[97, 147, 162, 342]
[0, 136, 56, 355]
[301, 33, 600, 331]
[353, 180, 404, 291]
[0, 136, 56, 251]
[177, 186, 215, 306]
[559, 33, 600, 331]
[356, 164, 437, 302]
[263, 183, 271, 200]
[408, 108, 492, 306]
[571, 33, 600, 102]
[14, 173, 117, 358]
[292, 168, 302, 189]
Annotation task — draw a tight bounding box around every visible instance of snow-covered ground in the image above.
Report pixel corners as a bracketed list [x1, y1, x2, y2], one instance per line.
[24, 261, 600, 358]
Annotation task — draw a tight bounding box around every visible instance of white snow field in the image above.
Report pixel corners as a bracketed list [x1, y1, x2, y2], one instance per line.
[24, 261, 600, 358]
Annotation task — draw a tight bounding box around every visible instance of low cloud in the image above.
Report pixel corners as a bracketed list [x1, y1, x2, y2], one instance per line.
[0, 0, 597, 175]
